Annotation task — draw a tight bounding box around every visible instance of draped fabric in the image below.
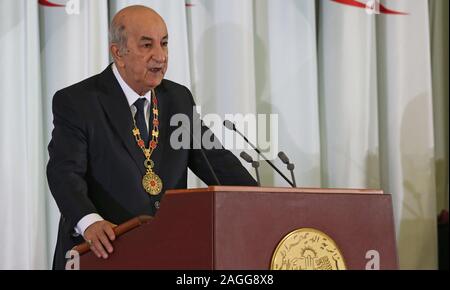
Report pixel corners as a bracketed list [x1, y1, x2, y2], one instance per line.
[374, 0, 438, 269]
[0, 0, 47, 270]
[39, 0, 109, 267]
[0, 0, 447, 269]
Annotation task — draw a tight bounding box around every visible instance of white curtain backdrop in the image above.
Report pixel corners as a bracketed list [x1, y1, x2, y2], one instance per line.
[376, 0, 437, 269]
[39, 0, 109, 268]
[0, 0, 447, 270]
[0, 0, 47, 270]
[253, 0, 321, 187]
[186, 0, 258, 184]
[319, 1, 380, 189]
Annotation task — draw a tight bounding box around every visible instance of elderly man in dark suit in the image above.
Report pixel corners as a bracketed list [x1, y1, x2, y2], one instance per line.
[47, 5, 256, 270]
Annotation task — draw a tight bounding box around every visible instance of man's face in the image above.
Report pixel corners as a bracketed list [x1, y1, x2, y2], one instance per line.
[120, 14, 168, 94]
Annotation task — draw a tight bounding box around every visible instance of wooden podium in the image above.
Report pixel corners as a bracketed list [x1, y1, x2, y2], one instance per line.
[73, 186, 398, 270]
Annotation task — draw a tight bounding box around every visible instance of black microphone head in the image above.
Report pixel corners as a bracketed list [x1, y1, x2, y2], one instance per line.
[240, 151, 254, 163]
[278, 151, 290, 164]
[223, 120, 236, 131]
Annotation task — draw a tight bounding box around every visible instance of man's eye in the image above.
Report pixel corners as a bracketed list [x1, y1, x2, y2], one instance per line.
[144, 43, 152, 48]
[162, 42, 168, 47]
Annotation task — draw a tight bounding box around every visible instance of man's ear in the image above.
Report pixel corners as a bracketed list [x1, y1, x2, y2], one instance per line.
[111, 44, 125, 68]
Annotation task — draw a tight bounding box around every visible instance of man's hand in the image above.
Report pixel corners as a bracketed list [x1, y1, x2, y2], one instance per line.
[84, 220, 117, 259]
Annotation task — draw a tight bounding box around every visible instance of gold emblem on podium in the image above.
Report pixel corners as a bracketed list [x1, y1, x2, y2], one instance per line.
[271, 228, 346, 270]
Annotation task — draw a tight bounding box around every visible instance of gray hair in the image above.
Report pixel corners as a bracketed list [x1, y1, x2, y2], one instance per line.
[109, 21, 128, 55]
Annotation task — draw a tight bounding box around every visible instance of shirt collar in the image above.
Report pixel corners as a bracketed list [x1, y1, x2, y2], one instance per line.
[112, 63, 151, 107]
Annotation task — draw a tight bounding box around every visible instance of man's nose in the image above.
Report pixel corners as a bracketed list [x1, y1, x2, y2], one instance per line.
[152, 46, 167, 63]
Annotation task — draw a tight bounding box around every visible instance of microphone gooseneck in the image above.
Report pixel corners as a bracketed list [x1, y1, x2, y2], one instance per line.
[224, 120, 295, 187]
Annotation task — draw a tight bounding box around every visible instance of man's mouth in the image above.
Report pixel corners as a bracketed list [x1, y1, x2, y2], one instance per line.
[149, 67, 163, 73]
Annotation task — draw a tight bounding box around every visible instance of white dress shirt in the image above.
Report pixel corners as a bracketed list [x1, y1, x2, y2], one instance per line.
[74, 64, 152, 237]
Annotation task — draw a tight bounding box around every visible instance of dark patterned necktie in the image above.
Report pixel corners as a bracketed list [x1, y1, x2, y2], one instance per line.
[134, 98, 149, 145]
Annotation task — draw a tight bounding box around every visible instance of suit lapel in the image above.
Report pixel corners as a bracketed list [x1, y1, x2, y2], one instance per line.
[97, 65, 146, 176]
[152, 83, 170, 177]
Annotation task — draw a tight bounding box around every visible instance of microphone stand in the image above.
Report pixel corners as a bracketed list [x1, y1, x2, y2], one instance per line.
[182, 125, 222, 186]
[240, 152, 261, 186]
[278, 152, 297, 187]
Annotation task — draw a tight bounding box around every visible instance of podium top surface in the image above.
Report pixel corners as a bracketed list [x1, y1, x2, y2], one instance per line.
[166, 186, 384, 195]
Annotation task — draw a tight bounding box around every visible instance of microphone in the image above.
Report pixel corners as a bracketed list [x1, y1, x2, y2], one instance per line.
[240, 152, 261, 186]
[181, 125, 222, 186]
[278, 151, 297, 187]
[223, 120, 295, 187]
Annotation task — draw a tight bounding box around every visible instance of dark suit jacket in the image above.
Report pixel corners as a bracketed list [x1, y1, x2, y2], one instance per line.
[47, 65, 257, 269]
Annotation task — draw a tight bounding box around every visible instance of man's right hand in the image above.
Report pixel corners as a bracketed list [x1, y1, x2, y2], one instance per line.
[83, 220, 117, 259]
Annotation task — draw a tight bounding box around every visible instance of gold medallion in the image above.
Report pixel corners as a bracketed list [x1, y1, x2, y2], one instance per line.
[142, 171, 163, 196]
[271, 228, 346, 270]
[132, 90, 163, 198]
